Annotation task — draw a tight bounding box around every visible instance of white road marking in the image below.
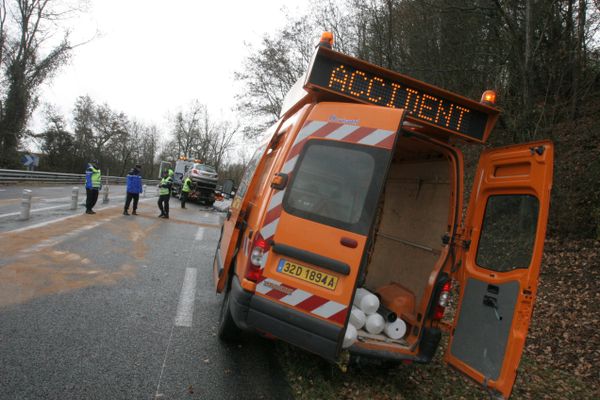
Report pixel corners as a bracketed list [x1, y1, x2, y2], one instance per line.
[0, 204, 66, 219]
[0, 195, 132, 219]
[194, 227, 205, 241]
[154, 324, 175, 400]
[6, 213, 81, 233]
[18, 218, 112, 255]
[174, 267, 198, 327]
[2, 197, 155, 234]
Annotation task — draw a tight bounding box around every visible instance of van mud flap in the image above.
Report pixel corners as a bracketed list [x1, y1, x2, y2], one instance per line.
[247, 295, 342, 361]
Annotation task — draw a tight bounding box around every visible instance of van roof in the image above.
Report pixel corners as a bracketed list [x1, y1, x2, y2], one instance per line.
[280, 47, 500, 144]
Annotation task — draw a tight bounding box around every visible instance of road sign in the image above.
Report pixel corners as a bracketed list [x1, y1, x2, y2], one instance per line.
[21, 154, 39, 167]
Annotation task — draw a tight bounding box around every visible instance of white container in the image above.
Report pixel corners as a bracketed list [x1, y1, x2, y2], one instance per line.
[354, 288, 380, 315]
[349, 307, 366, 330]
[384, 318, 407, 340]
[342, 323, 358, 348]
[365, 313, 385, 334]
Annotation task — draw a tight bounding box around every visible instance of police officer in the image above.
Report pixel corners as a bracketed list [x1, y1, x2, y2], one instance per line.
[157, 169, 173, 218]
[85, 160, 101, 214]
[180, 174, 192, 208]
[124, 164, 143, 215]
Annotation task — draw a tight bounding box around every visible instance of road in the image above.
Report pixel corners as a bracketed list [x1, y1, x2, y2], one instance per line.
[0, 186, 292, 400]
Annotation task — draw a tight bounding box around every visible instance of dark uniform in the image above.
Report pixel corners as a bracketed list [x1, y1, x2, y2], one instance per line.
[124, 165, 143, 215]
[85, 161, 101, 214]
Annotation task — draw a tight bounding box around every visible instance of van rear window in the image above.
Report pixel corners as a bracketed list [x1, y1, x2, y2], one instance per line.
[283, 140, 389, 235]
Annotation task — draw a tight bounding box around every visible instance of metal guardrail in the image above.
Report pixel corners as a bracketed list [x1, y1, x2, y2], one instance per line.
[0, 169, 159, 185]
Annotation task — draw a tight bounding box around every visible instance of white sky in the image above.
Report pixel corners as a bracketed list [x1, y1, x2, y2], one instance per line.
[34, 0, 311, 138]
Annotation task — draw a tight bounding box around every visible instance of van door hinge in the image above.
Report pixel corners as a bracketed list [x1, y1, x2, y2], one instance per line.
[442, 228, 470, 250]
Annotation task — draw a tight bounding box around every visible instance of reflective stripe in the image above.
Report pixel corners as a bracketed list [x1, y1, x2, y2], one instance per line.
[357, 129, 395, 145]
[182, 178, 192, 192]
[311, 301, 347, 319]
[159, 177, 172, 195]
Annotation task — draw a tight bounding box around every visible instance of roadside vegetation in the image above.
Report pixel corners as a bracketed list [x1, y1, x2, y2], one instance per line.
[234, 1, 600, 399]
[275, 239, 600, 399]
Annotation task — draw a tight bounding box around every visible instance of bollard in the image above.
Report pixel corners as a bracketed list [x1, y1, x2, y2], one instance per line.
[20, 189, 33, 220]
[102, 185, 109, 204]
[143, 184, 147, 198]
[70, 187, 79, 210]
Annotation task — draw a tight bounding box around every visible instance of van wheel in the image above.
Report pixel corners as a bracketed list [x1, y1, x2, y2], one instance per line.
[218, 282, 240, 341]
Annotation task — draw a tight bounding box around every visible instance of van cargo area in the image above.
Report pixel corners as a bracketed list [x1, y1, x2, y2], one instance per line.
[352, 135, 452, 354]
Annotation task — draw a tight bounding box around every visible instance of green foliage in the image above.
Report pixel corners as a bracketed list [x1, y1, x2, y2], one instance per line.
[0, 0, 75, 168]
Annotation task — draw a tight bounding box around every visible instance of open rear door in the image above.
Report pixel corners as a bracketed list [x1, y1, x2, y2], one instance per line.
[446, 141, 553, 399]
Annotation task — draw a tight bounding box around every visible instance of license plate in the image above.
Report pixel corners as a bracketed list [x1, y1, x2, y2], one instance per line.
[277, 259, 338, 290]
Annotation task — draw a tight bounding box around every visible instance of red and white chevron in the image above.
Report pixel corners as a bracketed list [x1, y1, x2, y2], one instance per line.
[255, 276, 348, 324]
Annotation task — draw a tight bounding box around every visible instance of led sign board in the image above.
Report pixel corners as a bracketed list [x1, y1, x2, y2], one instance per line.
[305, 49, 499, 142]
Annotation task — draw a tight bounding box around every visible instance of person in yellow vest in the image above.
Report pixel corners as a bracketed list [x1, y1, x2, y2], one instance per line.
[157, 168, 173, 218]
[180, 174, 192, 209]
[85, 159, 102, 214]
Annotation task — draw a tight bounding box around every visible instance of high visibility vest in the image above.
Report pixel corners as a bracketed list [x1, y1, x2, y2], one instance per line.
[182, 177, 192, 193]
[159, 176, 172, 196]
[86, 166, 101, 189]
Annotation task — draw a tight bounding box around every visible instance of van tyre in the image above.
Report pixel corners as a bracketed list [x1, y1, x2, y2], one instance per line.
[218, 282, 240, 341]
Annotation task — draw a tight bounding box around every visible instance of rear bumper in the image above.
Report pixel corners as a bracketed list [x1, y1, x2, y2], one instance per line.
[190, 177, 217, 188]
[229, 276, 342, 361]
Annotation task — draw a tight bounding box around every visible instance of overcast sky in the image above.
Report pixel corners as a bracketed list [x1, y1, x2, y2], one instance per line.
[34, 0, 311, 137]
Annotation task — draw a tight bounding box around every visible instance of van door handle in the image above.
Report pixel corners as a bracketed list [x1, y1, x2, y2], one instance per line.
[340, 237, 357, 248]
[483, 295, 502, 321]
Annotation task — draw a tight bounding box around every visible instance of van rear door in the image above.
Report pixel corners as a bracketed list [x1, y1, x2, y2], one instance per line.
[253, 103, 404, 359]
[445, 141, 553, 399]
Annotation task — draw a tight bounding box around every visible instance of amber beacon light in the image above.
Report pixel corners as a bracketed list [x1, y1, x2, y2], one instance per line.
[480, 90, 497, 105]
[318, 31, 334, 49]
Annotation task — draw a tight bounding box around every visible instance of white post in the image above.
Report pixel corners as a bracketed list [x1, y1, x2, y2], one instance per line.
[102, 185, 109, 203]
[20, 189, 32, 220]
[70, 187, 79, 210]
[143, 184, 147, 198]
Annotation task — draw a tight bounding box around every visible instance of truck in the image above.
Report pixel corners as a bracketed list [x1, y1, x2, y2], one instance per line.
[213, 33, 553, 399]
[160, 158, 218, 205]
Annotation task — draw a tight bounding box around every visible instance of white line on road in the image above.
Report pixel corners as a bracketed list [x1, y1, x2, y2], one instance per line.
[20, 218, 111, 255]
[2, 197, 156, 234]
[154, 325, 175, 400]
[174, 268, 198, 328]
[0, 204, 66, 219]
[194, 227, 205, 241]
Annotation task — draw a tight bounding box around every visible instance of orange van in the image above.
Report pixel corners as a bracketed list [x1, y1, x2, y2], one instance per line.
[213, 35, 553, 399]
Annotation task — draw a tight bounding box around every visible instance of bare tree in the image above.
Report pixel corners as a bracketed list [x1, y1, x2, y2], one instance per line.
[165, 102, 240, 171]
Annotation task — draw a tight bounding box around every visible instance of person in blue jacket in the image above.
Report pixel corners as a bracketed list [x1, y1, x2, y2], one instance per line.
[85, 159, 102, 214]
[123, 164, 143, 215]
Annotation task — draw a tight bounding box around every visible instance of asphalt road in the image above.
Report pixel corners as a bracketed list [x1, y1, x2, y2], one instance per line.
[0, 194, 292, 400]
[0, 184, 134, 232]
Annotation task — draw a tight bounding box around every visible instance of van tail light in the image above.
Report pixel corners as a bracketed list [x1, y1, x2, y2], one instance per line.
[432, 280, 452, 320]
[245, 234, 270, 282]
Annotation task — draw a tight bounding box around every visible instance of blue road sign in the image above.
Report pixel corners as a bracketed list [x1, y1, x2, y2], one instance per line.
[21, 154, 39, 167]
